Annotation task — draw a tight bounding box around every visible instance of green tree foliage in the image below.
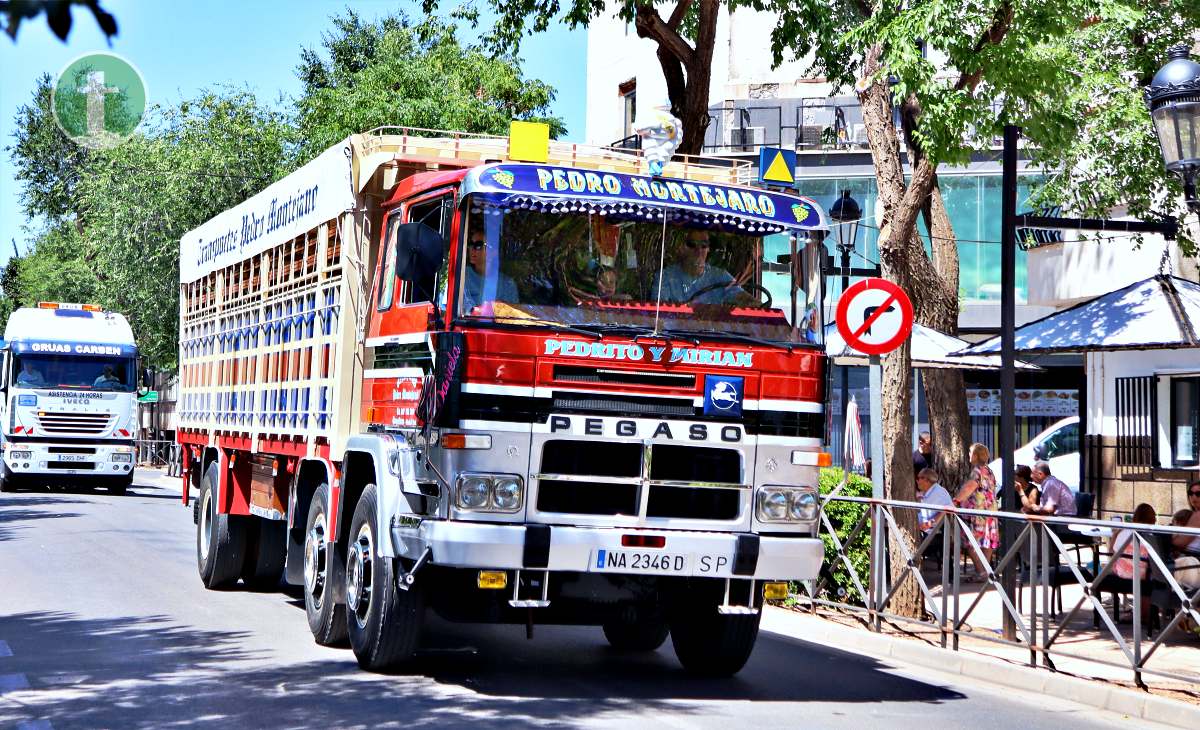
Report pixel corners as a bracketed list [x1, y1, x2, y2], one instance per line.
[296, 10, 565, 161]
[814, 468, 873, 607]
[1, 0, 117, 42]
[7, 73, 90, 222]
[74, 91, 297, 367]
[15, 221, 97, 306]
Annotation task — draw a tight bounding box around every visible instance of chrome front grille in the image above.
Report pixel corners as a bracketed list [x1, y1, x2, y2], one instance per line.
[534, 439, 744, 521]
[35, 412, 112, 435]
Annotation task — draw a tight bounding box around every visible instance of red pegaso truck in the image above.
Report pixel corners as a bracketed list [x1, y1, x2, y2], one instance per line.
[178, 128, 831, 675]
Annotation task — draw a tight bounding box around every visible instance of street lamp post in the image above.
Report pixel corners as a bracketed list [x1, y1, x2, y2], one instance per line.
[1145, 44, 1200, 214]
[830, 190, 862, 466]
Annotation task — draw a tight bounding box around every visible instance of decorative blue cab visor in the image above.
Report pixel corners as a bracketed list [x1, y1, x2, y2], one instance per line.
[461, 163, 830, 234]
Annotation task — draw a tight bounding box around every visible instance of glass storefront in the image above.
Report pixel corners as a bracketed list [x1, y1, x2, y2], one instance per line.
[801, 174, 1041, 303]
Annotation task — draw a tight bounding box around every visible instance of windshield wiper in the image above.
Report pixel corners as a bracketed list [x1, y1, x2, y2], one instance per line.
[460, 315, 603, 340]
[573, 323, 702, 346]
[660, 328, 796, 351]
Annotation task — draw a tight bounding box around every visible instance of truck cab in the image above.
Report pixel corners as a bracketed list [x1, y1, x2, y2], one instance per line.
[0, 303, 139, 494]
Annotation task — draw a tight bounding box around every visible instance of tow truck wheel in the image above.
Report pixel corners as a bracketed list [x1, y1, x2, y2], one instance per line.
[0, 469, 15, 493]
[196, 464, 248, 589]
[303, 483, 347, 645]
[346, 484, 424, 671]
[108, 476, 131, 496]
[668, 582, 761, 677]
[602, 617, 669, 652]
[242, 518, 287, 590]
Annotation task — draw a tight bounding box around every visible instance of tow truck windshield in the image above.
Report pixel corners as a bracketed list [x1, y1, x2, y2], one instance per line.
[12, 354, 136, 392]
[455, 201, 824, 346]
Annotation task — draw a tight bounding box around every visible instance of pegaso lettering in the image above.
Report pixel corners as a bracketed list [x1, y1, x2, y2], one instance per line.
[543, 339, 752, 368]
[549, 415, 742, 443]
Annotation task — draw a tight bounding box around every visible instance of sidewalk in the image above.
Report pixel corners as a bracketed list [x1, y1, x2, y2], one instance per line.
[765, 602, 1200, 728]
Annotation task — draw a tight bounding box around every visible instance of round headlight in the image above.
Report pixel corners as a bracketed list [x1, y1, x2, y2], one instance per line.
[790, 491, 818, 521]
[758, 490, 788, 521]
[458, 477, 491, 509]
[492, 478, 522, 511]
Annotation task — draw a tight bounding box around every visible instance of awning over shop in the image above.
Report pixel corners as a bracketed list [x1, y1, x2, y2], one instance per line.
[957, 275, 1200, 356]
[824, 322, 1040, 370]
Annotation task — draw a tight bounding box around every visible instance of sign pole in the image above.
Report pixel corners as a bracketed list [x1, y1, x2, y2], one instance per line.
[1000, 125, 1020, 642]
[868, 354, 884, 500]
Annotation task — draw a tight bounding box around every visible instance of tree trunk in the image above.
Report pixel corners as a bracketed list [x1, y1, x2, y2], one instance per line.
[857, 46, 922, 618]
[635, 0, 716, 157]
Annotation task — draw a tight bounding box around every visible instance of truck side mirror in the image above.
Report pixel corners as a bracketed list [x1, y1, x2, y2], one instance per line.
[142, 367, 154, 389]
[394, 222, 446, 304]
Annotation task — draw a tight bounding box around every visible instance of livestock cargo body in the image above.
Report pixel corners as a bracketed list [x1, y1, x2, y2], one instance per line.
[178, 128, 832, 675]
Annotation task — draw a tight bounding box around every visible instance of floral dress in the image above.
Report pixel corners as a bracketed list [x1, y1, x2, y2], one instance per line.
[963, 464, 999, 549]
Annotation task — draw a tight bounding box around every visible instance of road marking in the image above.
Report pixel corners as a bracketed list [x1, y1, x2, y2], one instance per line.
[0, 640, 11, 657]
[0, 672, 30, 692]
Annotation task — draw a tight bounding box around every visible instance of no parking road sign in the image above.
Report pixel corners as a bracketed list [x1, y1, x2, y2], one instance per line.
[835, 278, 914, 356]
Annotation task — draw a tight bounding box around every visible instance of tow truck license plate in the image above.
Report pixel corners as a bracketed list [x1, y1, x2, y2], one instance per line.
[593, 549, 688, 574]
[57, 455, 90, 462]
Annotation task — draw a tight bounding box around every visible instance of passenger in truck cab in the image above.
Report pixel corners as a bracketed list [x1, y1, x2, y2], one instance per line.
[15, 360, 46, 387]
[93, 365, 122, 389]
[656, 230, 743, 304]
[462, 228, 518, 311]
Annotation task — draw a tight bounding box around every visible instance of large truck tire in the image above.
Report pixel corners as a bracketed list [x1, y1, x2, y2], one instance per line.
[304, 483, 347, 646]
[0, 468, 16, 493]
[242, 517, 287, 591]
[196, 464, 248, 589]
[108, 476, 132, 496]
[668, 582, 761, 677]
[602, 617, 669, 652]
[346, 484, 424, 671]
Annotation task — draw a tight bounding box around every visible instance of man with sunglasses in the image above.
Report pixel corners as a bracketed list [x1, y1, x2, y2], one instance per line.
[1173, 481, 1200, 556]
[462, 229, 518, 312]
[656, 230, 742, 304]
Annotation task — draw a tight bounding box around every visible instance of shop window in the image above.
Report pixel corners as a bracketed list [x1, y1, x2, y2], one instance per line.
[1170, 376, 1199, 467]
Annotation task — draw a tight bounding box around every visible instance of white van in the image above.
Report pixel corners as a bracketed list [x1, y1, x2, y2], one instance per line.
[989, 416, 1080, 491]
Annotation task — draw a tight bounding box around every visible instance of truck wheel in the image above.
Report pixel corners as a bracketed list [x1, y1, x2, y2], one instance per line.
[346, 484, 424, 671]
[196, 464, 247, 589]
[602, 617, 669, 652]
[304, 483, 347, 645]
[0, 471, 16, 493]
[242, 518, 287, 591]
[668, 583, 761, 677]
[109, 476, 132, 496]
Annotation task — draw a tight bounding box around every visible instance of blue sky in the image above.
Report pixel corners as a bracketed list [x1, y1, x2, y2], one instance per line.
[0, 0, 587, 265]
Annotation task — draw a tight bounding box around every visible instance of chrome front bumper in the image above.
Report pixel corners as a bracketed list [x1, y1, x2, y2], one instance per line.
[391, 520, 822, 581]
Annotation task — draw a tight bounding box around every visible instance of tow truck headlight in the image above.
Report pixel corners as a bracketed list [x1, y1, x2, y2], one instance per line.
[454, 474, 524, 513]
[8, 450, 32, 461]
[756, 486, 819, 523]
[112, 453, 133, 463]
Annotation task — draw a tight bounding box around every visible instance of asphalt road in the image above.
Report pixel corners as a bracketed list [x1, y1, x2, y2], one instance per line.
[0, 471, 1167, 729]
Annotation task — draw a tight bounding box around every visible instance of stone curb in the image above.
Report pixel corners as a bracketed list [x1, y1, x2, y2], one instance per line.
[762, 606, 1200, 729]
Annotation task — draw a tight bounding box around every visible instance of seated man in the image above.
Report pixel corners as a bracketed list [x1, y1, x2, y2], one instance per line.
[916, 467, 953, 532]
[462, 230, 518, 312]
[93, 365, 122, 389]
[15, 361, 46, 387]
[1027, 460, 1077, 516]
[656, 230, 743, 304]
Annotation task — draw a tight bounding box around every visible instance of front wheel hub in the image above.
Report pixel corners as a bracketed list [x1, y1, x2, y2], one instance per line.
[346, 525, 373, 621]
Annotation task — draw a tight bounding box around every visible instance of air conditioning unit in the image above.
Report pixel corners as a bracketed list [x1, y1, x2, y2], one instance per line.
[727, 126, 765, 152]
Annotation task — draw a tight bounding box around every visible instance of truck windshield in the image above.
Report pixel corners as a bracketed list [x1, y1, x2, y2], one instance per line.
[456, 200, 824, 345]
[12, 354, 136, 392]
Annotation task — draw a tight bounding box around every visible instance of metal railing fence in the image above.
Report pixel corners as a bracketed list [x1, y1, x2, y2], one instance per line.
[801, 486, 1200, 687]
[135, 439, 181, 475]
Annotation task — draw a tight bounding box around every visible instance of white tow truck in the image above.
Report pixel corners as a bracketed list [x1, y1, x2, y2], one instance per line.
[0, 303, 140, 494]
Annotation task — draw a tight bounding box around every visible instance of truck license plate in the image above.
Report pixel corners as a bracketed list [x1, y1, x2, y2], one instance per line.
[593, 549, 688, 575]
[57, 455, 89, 462]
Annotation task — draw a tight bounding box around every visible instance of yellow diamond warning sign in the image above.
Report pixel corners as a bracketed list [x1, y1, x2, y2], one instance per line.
[758, 147, 796, 186]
